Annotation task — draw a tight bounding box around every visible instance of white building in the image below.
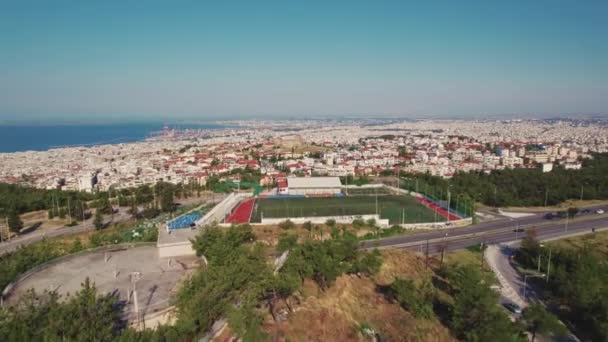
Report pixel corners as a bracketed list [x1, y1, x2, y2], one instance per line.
[285, 177, 342, 196]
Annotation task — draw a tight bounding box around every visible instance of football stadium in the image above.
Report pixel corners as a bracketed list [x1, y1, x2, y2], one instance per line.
[212, 177, 463, 226]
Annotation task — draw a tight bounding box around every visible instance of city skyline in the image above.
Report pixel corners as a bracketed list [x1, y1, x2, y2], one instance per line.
[0, 1, 607, 123]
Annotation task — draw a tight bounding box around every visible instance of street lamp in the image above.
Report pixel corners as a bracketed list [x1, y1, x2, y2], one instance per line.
[540, 244, 552, 283]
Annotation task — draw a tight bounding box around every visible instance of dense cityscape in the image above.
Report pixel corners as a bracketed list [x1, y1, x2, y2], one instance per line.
[1, 1, 607, 341]
[1, 118, 606, 192]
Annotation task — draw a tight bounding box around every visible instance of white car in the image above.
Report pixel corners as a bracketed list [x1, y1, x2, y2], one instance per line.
[596, 209, 605, 214]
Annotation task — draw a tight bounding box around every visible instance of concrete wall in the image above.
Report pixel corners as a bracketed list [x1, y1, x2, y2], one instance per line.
[259, 214, 389, 227]
[289, 187, 342, 196]
[157, 241, 195, 258]
[398, 217, 473, 230]
[195, 192, 252, 226]
[342, 184, 384, 189]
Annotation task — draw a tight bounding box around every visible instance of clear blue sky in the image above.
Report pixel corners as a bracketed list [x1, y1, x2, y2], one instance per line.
[0, 0, 606, 123]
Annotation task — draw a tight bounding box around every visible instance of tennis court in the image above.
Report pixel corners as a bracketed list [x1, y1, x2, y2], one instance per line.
[250, 195, 445, 225]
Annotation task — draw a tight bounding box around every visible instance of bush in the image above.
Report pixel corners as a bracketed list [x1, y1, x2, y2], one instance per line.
[278, 219, 295, 230]
[351, 249, 383, 275]
[141, 207, 160, 219]
[389, 278, 434, 319]
[352, 218, 365, 228]
[277, 233, 298, 253]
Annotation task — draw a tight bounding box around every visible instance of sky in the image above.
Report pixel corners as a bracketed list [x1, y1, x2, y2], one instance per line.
[0, 0, 607, 123]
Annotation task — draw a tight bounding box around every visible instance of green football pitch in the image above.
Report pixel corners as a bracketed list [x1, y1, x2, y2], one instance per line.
[250, 195, 444, 225]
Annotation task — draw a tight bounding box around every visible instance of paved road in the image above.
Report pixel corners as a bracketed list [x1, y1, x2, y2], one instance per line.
[361, 205, 608, 253]
[0, 195, 221, 256]
[0, 208, 131, 256]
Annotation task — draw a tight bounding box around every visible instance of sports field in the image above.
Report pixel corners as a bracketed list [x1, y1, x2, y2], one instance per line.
[250, 195, 445, 224]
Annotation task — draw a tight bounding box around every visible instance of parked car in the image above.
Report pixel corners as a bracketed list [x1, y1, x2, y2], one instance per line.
[596, 209, 605, 214]
[544, 213, 554, 219]
[513, 228, 525, 233]
[503, 302, 522, 314]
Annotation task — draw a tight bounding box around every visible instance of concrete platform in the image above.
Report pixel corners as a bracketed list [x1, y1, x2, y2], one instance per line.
[6, 245, 199, 321]
[157, 224, 200, 257]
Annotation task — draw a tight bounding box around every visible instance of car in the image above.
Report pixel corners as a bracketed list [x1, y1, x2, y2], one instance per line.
[513, 228, 525, 233]
[596, 209, 605, 214]
[503, 302, 522, 314]
[544, 213, 554, 219]
[582, 209, 591, 214]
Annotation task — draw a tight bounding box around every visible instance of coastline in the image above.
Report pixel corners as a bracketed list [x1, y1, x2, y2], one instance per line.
[0, 123, 226, 153]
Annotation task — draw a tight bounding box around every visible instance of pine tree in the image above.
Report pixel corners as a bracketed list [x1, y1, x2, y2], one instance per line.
[93, 209, 104, 230]
[7, 209, 23, 233]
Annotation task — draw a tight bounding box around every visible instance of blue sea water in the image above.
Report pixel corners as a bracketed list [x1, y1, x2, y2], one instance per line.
[0, 123, 226, 153]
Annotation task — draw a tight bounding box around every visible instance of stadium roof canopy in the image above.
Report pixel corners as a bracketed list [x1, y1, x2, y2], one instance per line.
[287, 177, 342, 188]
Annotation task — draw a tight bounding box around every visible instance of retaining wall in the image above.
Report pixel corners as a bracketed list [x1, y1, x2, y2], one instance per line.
[259, 214, 390, 227]
[398, 217, 473, 230]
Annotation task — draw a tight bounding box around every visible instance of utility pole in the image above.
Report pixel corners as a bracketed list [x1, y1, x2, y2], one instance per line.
[537, 254, 541, 273]
[375, 189, 378, 215]
[580, 185, 584, 201]
[130, 272, 142, 328]
[425, 239, 430, 270]
[544, 188, 549, 207]
[447, 187, 451, 221]
[397, 166, 400, 189]
[480, 241, 485, 270]
[546, 247, 552, 283]
[565, 214, 569, 233]
[67, 196, 72, 220]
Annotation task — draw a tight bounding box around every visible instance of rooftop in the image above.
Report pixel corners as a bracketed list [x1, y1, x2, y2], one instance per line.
[287, 176, 342, 188]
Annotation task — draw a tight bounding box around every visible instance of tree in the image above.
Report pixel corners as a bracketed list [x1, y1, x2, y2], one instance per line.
[128, 196, 138, 218]
[93, 209, 104, 230]
[517, 228, 541, 268]
[155, 181, 175, 213]
[567, 206, 579, 218]
[352, 249, 383, 276]
[303, 221, 313, 238]
[325, 218, 336, 228]
[135, 185, 154, 206]
[7, 208, 23, 233]
[447, 264, 525, 341]
[521, 304, 567, 341]
[277, 233, 298, 253]
[0, 278, 125, 341]
[389, 277, 434, 319]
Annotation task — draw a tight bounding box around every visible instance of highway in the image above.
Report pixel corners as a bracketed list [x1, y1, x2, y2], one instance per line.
[361, 205, 608, 254]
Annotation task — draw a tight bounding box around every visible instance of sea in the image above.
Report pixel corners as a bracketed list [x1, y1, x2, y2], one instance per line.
[0, 123, 227, 153]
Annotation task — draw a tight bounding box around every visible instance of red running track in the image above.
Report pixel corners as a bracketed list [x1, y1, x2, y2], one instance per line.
[226, 198, 255, 224]
[415, 196, 461, 221]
